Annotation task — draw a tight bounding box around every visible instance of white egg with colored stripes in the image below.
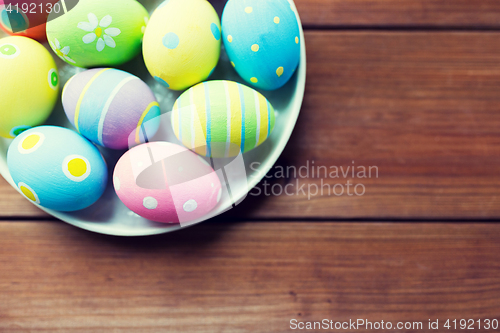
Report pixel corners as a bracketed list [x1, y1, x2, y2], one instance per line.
[62, 68, 161, 150]
[171, 80, 276, 158]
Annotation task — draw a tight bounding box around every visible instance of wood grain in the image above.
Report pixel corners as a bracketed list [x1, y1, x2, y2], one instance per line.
[239, 31, 500, 219]
[3, 32, 500, 220]
[0, 178, 49, 218]
[190, 0, 500, 28]
[293, 0, 500, 28]
[1, 3, 499, 333]
[0, 221, 498, 332]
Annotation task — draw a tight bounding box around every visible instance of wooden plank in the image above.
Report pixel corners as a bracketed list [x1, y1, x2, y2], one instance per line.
[3, 32, 500, 219]
[172, 0, 500, 28]
[0, 178, 49, 218]
[0, 221, 498, 332]
[236, 31, 500, 219]
[293, 0, 500, 27]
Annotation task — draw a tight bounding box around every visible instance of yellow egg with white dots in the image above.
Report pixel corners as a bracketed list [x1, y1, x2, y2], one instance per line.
[143, 0, 221, 91]
[0, 36, 59, 138]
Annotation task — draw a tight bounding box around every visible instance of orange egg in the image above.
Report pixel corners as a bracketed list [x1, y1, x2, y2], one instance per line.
[0, 1, 60, 41]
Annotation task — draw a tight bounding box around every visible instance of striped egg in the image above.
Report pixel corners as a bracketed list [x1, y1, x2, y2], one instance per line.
[222, 0, 301, 90]
[7, 126, 108, 212]
[0, 36, 59, 138]
[113, 142, 222, 224]
[143, 0, 221, 91]
[62, 68, 161, 150]
[171, 80, 275, 158]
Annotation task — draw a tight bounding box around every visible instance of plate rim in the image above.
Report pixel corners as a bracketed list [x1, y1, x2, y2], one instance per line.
[0, 0, 307, 236]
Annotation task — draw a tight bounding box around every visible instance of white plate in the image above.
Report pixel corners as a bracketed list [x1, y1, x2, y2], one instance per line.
[0, 0, 306, 236]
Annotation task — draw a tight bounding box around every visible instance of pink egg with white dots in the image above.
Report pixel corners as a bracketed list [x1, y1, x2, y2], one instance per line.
[113, 142, 222, 224]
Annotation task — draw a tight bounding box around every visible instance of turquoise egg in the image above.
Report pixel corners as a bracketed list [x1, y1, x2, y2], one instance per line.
[222, 0, 301, 91]
[7, 126, 108, 212]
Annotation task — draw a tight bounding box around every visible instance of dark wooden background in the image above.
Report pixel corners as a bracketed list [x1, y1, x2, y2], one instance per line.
[1, 0, 500, 332]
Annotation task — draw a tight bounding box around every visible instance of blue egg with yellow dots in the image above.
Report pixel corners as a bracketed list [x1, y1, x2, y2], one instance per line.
[7, 126, 108, 212]
[222, 0, 301, 91]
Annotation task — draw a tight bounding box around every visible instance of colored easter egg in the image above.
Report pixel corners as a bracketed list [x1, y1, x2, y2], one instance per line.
[222, 0, 301, 90]
[7, 126, 108, 212]
[113, 142, 222, 224]
[0, 36, 59, 138]
[143, 0, 221, 91]
[46, 0, 149, 67]
[62, 68, 161, 150]
[171, 80, 275, 158]
[0, 0, 60, 41]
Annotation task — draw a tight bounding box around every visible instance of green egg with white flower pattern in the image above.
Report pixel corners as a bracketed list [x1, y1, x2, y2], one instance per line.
[46, 0, 149, 68]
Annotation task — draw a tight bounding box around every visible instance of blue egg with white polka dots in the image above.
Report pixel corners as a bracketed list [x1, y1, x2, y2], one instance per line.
[222, 0, 301, 91]
[7, 126, 108, 212]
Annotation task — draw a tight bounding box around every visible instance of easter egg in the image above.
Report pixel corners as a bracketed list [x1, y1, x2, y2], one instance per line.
[46, 0, 149, 67]
[143, 0, 221, 91]
[0, 36, 59, 138]
[62, 68, 161, 150]
[113, 142, 222, 224]
[171, 80, 275, 158]
[0, 0, 60, 41]
[7, 126, 108, 212]
[222, 0, 301, 90]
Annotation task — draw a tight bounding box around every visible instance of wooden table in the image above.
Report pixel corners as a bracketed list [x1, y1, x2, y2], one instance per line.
[1, 1, 500, 332]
